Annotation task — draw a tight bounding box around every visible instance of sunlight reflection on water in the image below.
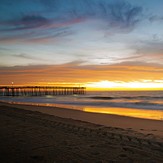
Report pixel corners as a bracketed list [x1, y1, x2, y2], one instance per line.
[83, 107, 163, 120]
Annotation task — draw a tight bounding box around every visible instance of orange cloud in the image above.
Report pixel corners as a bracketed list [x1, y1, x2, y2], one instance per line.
[0, 62, 163, 89]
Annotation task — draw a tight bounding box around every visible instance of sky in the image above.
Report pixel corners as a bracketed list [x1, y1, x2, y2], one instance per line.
[0, 0, 163, 90]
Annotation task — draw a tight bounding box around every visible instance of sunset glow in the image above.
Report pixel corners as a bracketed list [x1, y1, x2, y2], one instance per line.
[0, 0, 163, 90]
[85, 80, 163, 90]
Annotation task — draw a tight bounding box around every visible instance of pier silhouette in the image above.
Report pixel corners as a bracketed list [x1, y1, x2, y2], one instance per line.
[0, 86, 86, 96]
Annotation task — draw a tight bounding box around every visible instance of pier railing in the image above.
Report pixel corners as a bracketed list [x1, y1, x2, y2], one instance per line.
[0, 86, 86, 96]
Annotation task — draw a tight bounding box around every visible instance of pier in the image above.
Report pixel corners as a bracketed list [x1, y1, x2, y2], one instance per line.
[0, 86, 86, 96]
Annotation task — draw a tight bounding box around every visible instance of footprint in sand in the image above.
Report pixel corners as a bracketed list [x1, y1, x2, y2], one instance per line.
[127, 128, 132, 130]
[119, 153, 127, 158]
[30, 155, 44, 161]
[151, 129, 157, 131]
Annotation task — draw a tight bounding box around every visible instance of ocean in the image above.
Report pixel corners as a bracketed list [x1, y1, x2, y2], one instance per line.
[0, 90, 163, 120]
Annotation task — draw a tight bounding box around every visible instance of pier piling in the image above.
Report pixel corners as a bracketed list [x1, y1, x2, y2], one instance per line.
[0, 86, 86, 96]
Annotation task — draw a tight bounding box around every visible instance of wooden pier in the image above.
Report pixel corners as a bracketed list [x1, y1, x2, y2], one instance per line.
[0, 86, 86, 96]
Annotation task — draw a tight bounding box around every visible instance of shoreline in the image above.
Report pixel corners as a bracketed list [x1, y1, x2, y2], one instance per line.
[1, 101, 163, 138]
[0, 96, 163, 121]
[0, 102, 163, 162]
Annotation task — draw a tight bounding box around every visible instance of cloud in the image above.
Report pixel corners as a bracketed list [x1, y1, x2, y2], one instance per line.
[0, 15, 50, 31]
[13, 53, 46, 61]
[0, 62, 163, 86]
[149, 15, 163, 22]
[0, 47, 12, 51]
[0, 0, 142, 32]
[53, 0, 143, 31]
[0, 0, 143, 47]
[18, 15, 49, 29]
[105, 1, 142, 30]
[130, 39, 163, 62]
[0, 14, 84, 44]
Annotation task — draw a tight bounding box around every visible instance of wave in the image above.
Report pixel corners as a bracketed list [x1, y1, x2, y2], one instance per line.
[0, 95, 163, 111]
[90, 96, 115, 100]
[89, 96, 163, 100]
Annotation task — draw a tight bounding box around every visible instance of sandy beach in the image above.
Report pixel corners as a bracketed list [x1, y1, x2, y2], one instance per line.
[0, 102, 163, 162]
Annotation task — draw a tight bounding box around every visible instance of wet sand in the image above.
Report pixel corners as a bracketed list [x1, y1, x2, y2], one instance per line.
[0, 102, 163, 162]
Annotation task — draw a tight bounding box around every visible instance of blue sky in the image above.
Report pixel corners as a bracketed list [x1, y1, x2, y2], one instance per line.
[0, 0, 163, 87]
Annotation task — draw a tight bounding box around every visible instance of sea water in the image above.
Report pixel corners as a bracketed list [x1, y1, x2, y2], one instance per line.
[0, 91, 163, 120]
